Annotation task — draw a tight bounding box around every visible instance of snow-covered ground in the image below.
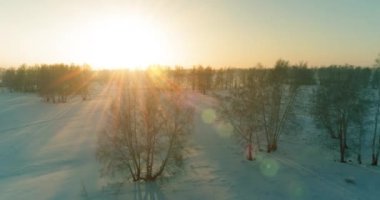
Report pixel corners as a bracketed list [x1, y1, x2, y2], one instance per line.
[1, 87, 380, 200]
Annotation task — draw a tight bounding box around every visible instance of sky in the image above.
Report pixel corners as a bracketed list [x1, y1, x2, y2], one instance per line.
[1, 0, 380, 69]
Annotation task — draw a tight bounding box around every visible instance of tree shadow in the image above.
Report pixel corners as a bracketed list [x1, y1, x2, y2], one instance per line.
[132, 182, 166, 200]
[101, 181, 166, 200]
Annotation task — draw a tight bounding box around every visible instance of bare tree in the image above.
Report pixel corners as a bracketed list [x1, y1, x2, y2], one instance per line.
[371, 89, 380, 165]
[217, 68, 264, 160]
[260, 60, 300, 152]
[218, 61, 300, 157]
[313, 66, 365, 163]
[371, 56, 380, 165]
[352, 97, 368, 164]
[97, 82, 194, 182]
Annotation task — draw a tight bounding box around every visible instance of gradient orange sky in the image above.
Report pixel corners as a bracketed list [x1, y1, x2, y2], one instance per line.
[1, 0, 380, 69]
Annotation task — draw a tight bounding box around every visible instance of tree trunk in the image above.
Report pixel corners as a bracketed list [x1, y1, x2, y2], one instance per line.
[339, 139, 345, 163]
[343, 118, 348, 149]
[339, 121, 346, 163]
[246, 134, 254, 160]
[357, 154, 361, 164]
[376, 135, 380, 166]
[372, 91, 380, 165]
[247, 144, 253, 160]
[372, 154, 378, 166]
[358, 125, 363, 164]
[267, 140, 277, 153]
[255, 132, 262, 151]
[344, 135, 348, 149]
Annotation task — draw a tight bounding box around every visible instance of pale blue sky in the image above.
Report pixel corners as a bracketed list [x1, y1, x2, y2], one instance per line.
[1, 0, 379, 68]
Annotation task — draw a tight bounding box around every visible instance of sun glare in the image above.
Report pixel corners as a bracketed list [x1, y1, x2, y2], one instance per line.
[73, 15, 170, 69]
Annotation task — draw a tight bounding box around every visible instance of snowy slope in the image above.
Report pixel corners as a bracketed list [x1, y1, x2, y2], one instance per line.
[1, 88, 380, 200]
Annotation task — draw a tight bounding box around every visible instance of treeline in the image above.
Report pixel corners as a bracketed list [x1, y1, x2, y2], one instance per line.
[146, 60, 380, 165]
[92, 63, 313, 93]
[1, 64, 92, 102]
[4, 61, 380, 165]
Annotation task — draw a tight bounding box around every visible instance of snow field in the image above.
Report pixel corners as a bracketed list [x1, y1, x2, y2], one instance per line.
[0, 87, 380, 199]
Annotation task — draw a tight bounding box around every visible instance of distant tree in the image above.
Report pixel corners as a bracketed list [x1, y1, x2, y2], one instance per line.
[0, 68, 3, 87]
[213, 68, 226, 90]
[288, 62, 315, 86]
[225, 68, 235, 89]
[97, 83, 194, 182]
[372, 68, 380, 89]
[37, 65, 53, 101]
[189, 65, 213, 94]
[375, 54, 380, 68]
[73, 65, 92, 100]
[15, 65, 27, 91]
[168, 66, 187, 88]
[189, 66, 197, 91]
[2, 64, 93, 102]
[2, 68, 16, 91]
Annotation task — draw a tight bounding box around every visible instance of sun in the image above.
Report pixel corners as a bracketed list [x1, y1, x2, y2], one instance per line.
[72, 15, 170, 69]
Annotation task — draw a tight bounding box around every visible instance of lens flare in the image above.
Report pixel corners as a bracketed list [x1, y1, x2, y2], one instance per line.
[259, 158, 280, 177]
[216, 122, 233, 137]
[201, 108, 216, 124]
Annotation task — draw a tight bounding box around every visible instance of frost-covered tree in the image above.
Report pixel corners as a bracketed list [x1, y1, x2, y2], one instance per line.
[260, 60, 300, 152]
[97, 82, 194, 182]
[219, 60, 300, 155]
[217, 68, 265, 160]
